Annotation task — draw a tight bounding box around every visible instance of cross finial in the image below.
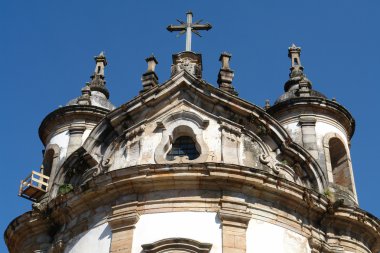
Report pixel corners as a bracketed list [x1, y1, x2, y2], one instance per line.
[167, 11, 212, 52]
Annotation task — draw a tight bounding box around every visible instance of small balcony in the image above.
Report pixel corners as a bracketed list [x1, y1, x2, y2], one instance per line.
[19, 171, 49, 201]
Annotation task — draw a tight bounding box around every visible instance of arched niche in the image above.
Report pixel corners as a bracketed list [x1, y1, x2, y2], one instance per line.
[323, 133, 356, 194]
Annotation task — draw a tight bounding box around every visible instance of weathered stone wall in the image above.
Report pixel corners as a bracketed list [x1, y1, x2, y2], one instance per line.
[272, 108, 357, 203]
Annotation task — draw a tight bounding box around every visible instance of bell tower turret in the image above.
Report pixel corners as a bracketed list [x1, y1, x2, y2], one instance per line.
[34, 52, 115, 201]
[267, 44, 357, 205]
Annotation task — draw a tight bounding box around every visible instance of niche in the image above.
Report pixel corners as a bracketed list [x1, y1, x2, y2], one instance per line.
[328, 137, 353, 191]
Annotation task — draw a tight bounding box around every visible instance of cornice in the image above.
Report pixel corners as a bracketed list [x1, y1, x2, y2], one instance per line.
[5, 163, 380, 252]
[38, 105, 110, 145]
[267, 97, 355, 139]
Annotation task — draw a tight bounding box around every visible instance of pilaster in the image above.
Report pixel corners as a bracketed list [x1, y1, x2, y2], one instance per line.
[218, 198, 251, 253]
[299, 115, 318, 159]
[108, 202, 140, 253]
[67, 125, 86, 156]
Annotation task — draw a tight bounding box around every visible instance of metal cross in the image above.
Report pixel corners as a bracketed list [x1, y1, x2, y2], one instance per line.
[167, 11, 212, 52]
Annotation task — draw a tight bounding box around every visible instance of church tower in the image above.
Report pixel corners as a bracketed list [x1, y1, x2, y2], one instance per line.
[267, 44, 357, 205]
[5, 13, 380, 253]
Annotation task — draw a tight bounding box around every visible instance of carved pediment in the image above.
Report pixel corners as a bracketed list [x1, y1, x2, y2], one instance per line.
[57, 74, 327, 192]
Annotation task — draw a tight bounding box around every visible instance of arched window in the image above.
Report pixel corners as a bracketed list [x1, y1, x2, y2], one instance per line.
[167, 136, 200, 161]
[328, 137, 353, 191]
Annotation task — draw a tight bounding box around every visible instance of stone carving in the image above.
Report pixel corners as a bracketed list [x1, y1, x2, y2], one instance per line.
[259, 154, 281, 174]
[142, 238, 212, 253]
[125, 125, 145, 141]
[303, 189, 316, 207]
[219, 121, 241, 137]
[171, 57, 202, 77]
[171, 52, 203, 78]
[92, 155, 113, 177]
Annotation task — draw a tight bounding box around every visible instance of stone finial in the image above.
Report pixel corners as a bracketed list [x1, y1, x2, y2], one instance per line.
[284, 44, 312, 93]
[264, 99, 271, 110]
[89, 51, 110, 99]
[217, 52, 238, 96]
[288, 44, 302, 68]
[140, 55, 159, 93]
[146, 55, 158, 72]
[94, 51, 107, 76]
[220, 52, 231, 69]
[77, 85, 91, 105]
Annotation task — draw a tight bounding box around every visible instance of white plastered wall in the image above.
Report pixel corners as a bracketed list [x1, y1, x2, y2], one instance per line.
[315, 121, 349, 150]
[247, 219, 311, 253]
[82, 129, 92, 144]
[283, 122, 302, 146]
[132, 212, 222, 253]
[64, 222, 111, 253]
[49, 130, 70, 160]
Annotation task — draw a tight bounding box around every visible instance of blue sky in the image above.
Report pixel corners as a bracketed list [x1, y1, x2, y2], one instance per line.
[1, 1, 380, 251]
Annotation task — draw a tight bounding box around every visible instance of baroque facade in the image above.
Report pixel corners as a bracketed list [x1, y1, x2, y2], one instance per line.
[5, 13, 380, 253]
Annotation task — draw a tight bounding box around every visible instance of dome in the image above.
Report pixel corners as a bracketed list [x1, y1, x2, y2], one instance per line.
[274, 86, 327, 104]
[66, 90, 115, 110]
[274, 44, 327, 105]
[66, 52, 115, 111]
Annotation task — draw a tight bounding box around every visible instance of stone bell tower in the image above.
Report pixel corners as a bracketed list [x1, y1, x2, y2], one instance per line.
[267, 44, 357, 205]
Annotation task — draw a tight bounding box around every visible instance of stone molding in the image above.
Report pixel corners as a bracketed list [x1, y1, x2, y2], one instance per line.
[267, 97, 355, 139]
[39, 105, 109, 146]
[218, 199, 251, 229]
[154, 111, 210, 164]
[108, 202, 140, 232]
[6, 163, 380, 253]
[5, 212, 53, 253]
[141, 238, 212, 253]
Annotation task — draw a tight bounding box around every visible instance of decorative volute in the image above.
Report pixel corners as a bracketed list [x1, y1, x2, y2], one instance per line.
[217, 52, 238, 96]
[140, 55, 159, 93]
